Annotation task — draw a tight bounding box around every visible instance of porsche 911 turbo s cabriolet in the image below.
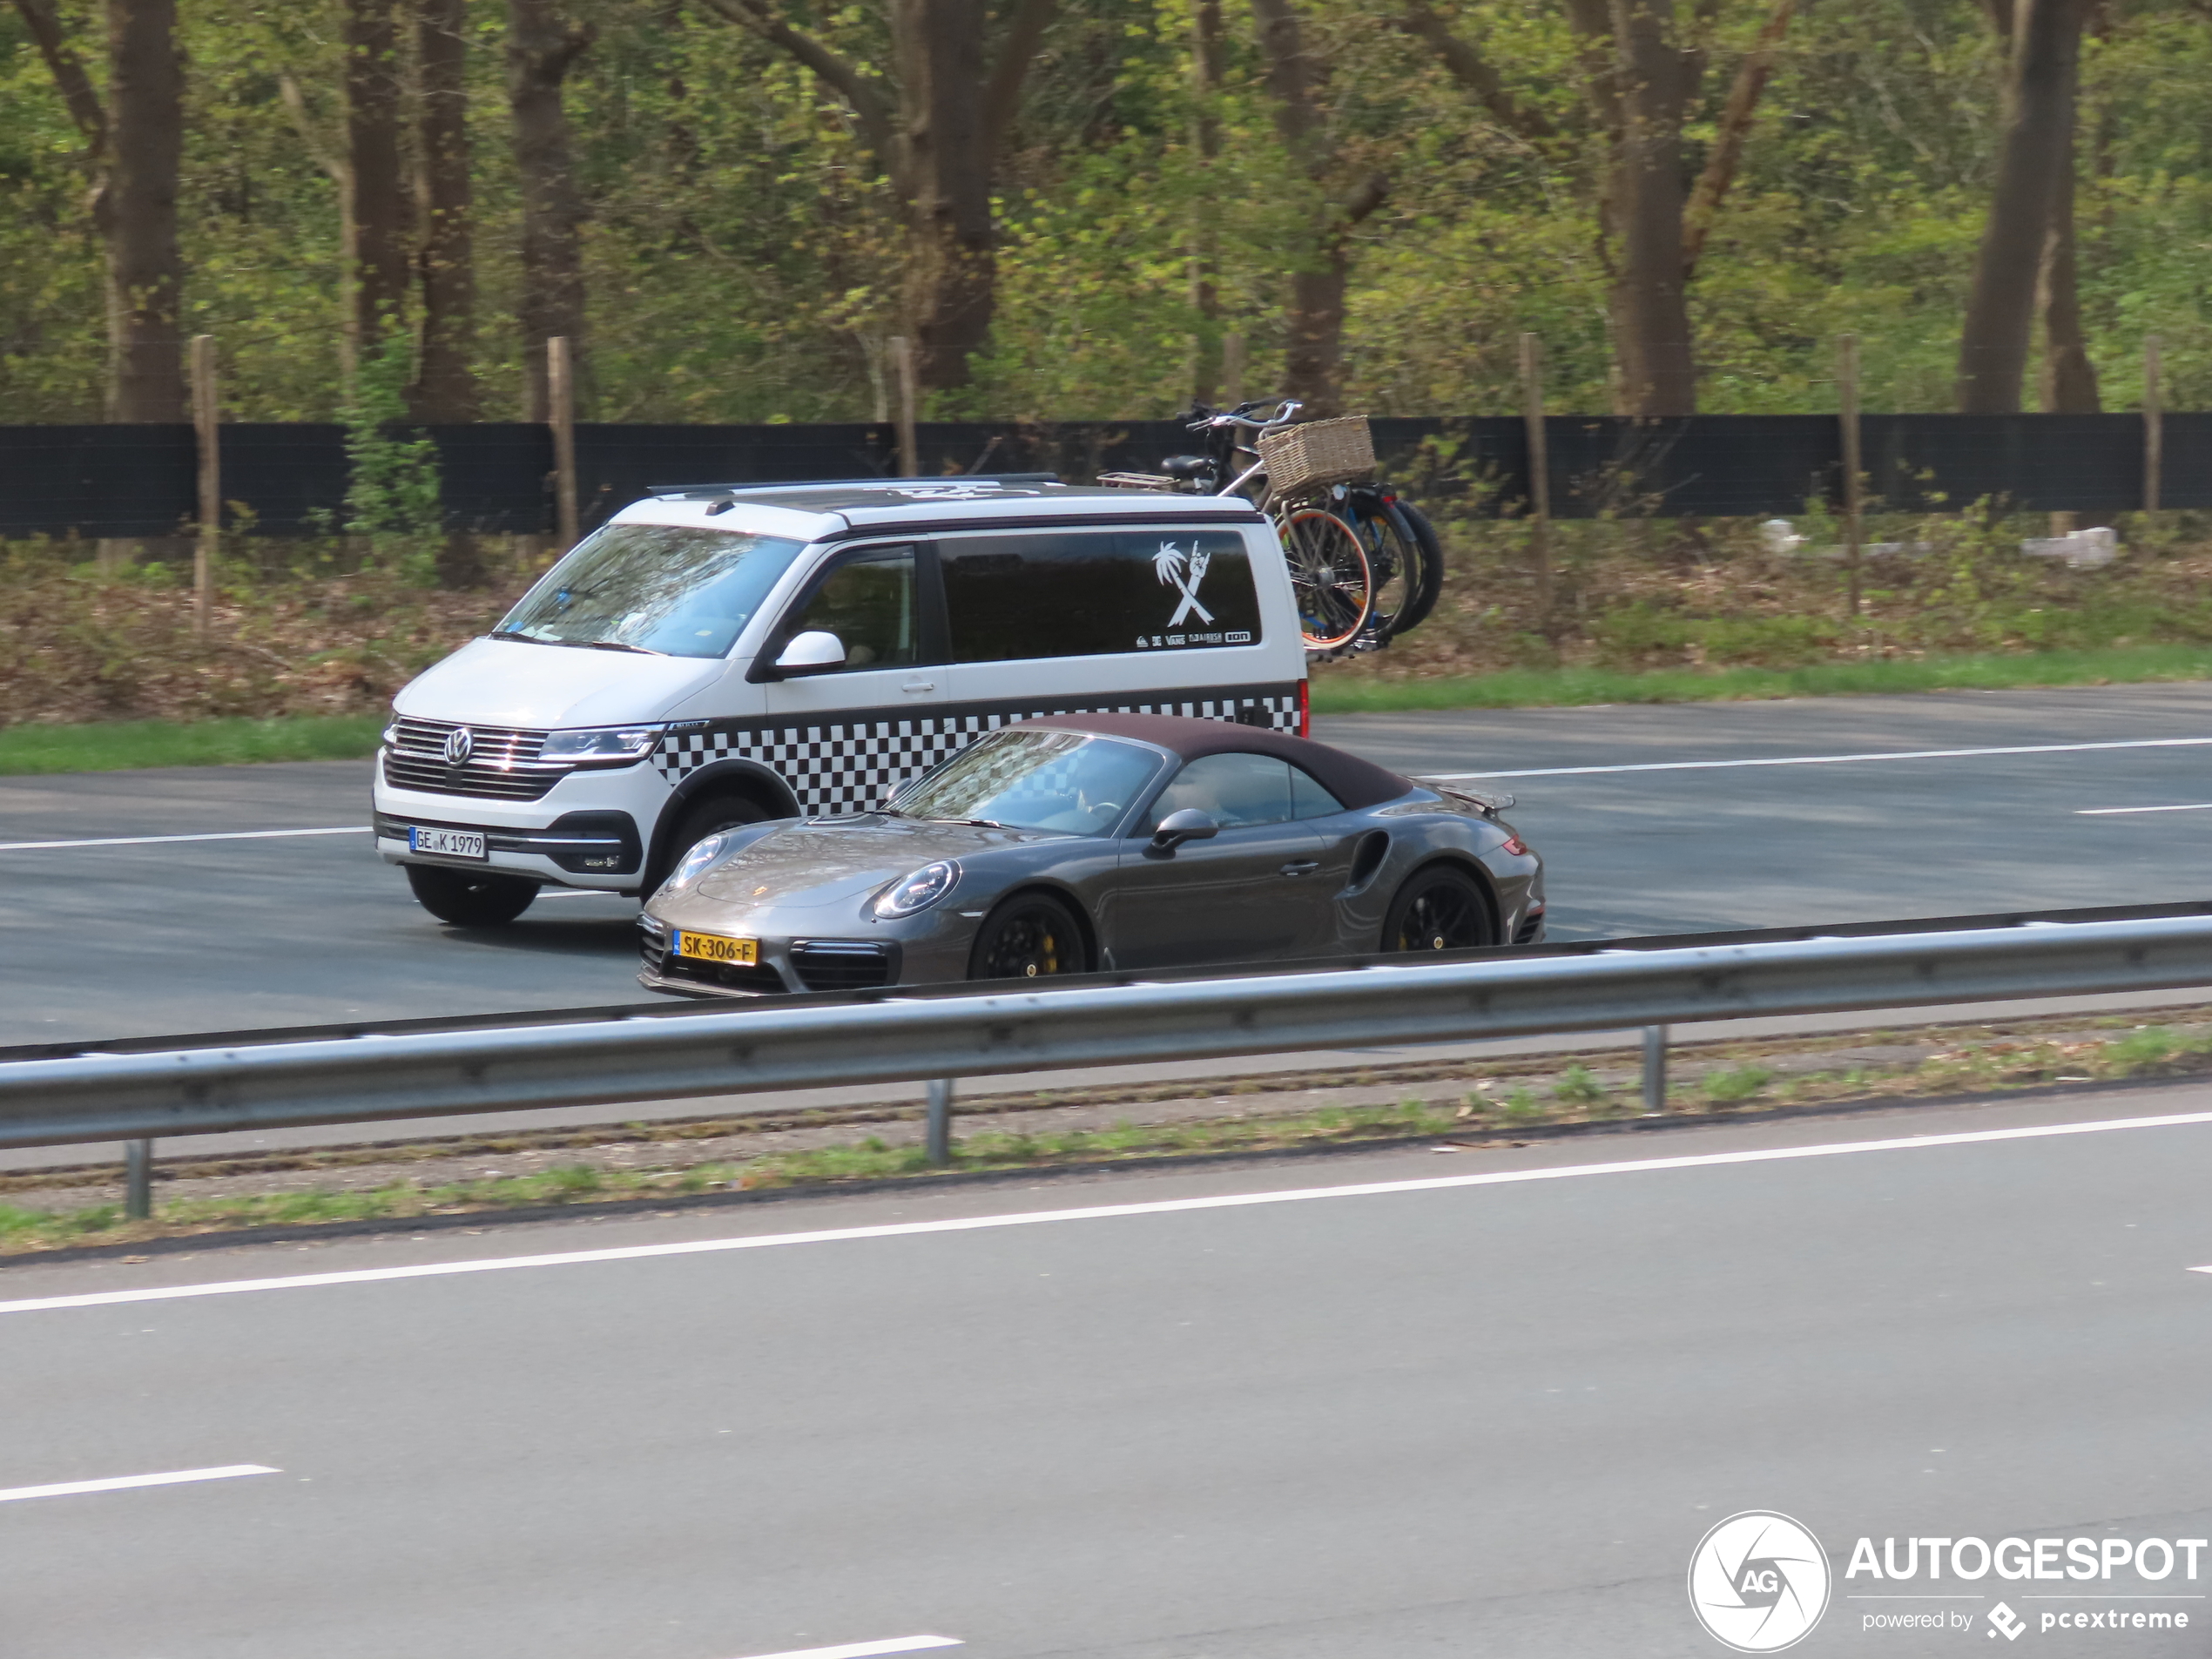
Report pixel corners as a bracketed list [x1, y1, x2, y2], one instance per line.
[636, 712, 1543, 995]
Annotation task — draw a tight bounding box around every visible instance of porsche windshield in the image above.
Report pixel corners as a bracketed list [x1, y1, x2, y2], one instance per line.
[496, 524, 806, 658]
[892, 729, 1164, 836]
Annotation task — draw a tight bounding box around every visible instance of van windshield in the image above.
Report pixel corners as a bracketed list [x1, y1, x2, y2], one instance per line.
[496, 524, 807, 658]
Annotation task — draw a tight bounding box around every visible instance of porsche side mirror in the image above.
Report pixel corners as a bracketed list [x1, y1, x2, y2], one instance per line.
[774, 630, 846, 674]
[1148, 808, 1219, 855]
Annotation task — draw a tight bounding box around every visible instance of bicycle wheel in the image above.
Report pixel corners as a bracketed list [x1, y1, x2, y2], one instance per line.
[1390, 497, 1447, 636]
[1278, 505, 1374, 651]
[1344, 492, 1420, 644]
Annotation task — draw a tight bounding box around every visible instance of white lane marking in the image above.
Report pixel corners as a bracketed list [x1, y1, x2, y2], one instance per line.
[2188, 1265, 2212, 1275]
[535, 889, 631, 900]
[727, 1639, 961, 1659]
[1429, 735, 2212, 780]
[0, 826, 368, 853]
[0, 1464, 280, 1502]
[2077, 803, 2212, 816]
[4, 1109, 2211, 1316]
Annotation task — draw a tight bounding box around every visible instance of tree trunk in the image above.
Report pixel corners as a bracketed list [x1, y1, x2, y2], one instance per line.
[891, 0, 995, 392]
[2036, 23, 2099, 415]
[1186, 0, 1225, 406]
[507, 0, 593, 421]
[1251, 0, 1386, 415]
[345, 0, 411, 358]
[1607, 0, 1696, 415]
[103, 0, 185, 421]
[1956, 0, 2090, 414]
[412, 0, 480, 422]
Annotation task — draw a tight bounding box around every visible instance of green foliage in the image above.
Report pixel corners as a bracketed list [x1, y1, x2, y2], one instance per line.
[4, 0, 2212, 422]
[1553, 1064, 1607, 1106]
[341, 333, 444, 580]
[1703, 1065, 1774, 1104]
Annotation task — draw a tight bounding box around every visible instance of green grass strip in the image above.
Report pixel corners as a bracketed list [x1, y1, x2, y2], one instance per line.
[9, 641, 2212, 777]
[0, 713, 388, 776]
[1310, 643, 2212, 714]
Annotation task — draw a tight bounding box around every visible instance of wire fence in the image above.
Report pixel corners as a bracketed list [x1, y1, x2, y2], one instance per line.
[0, 411, 2201, 542]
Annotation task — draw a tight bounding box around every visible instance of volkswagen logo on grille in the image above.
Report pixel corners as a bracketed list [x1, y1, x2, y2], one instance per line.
[442, 726, 475, 766]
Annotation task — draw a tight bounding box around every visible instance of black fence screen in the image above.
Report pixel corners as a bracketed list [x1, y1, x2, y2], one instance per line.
[0, 411, 2196, 540]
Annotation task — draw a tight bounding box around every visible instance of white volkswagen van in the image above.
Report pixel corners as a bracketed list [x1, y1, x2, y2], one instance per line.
[373, 477, 1312, 924]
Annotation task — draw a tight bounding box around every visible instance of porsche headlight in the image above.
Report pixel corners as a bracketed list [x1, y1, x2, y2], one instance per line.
[663, 833, 730, 894]
[541, 724, 665, 764]
[873, 860, 959, 918]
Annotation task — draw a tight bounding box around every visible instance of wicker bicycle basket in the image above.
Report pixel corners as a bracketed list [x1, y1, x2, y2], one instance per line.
[1258, 415, 1376, 494]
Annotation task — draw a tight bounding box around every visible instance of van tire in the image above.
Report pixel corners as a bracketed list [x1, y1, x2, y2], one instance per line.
[656, 796, 772, 889]
[406, 865, 539, 927]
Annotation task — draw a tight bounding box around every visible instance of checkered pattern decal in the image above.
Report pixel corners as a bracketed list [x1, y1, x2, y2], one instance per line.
[653, 686, 1302, 817]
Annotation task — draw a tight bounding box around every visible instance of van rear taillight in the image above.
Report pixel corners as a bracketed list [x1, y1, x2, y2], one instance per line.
[1297, 679, 1311, 738]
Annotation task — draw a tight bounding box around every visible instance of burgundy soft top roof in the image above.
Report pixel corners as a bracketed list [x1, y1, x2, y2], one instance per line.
[1021, 711, 1413, 811]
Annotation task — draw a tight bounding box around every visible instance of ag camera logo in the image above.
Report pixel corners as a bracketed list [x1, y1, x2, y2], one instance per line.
[1689, 1511, 1831, 1652]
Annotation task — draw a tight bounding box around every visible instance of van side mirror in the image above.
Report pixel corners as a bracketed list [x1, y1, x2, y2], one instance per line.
[774, 630, 846, 674]
[1148, 807, 1219, 855]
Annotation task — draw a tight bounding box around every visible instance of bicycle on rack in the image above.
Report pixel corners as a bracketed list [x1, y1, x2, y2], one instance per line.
[1099, 399, 1445, 656]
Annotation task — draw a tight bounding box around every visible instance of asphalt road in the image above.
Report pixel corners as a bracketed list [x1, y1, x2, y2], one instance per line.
[6, 682, 2212, 1045]
[4, 1087, 2209, 1657]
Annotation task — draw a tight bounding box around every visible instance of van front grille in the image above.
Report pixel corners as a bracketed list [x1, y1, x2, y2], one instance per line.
[384, 717, 570, 801]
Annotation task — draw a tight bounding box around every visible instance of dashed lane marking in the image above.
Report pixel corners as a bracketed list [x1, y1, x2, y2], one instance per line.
[0, 1465, 280, 1502]
[0, 827, 368, 853]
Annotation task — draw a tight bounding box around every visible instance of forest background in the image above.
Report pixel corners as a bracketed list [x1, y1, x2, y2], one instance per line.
[8, 0, 2212, 744]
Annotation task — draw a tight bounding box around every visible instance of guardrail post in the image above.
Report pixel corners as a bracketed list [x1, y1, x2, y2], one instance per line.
[926, 1078, 954, 1165]
[124, 1139, 153, 1220]
[1642, 1025, 1669, 1112]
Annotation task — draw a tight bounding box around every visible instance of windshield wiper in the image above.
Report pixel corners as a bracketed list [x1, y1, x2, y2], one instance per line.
[957, 818, 1012, 828]
[580, 639, 667, 656]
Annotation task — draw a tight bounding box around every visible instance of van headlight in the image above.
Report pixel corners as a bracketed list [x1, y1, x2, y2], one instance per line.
[873, 860, 959, 918]
[542, 724, 665, 764]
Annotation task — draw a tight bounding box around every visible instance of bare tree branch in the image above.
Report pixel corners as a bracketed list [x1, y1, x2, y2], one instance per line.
[982, 0, 1055, 156]
[696, 0, 896, 170]
[10, 0, 107, 156]
[1681, 0, 1793, 281]
[1393, 0, 1554, 140]
[277, 70, 349, 187]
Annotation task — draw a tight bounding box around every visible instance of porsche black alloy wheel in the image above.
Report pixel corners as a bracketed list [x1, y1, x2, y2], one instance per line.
[406, 863, 539, 927]
[1381, 865, 1496, 953]
[970, 893, 1089, 981]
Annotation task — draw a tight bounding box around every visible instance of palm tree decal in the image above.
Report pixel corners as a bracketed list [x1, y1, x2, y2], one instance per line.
[1154, 541, 1216, 627]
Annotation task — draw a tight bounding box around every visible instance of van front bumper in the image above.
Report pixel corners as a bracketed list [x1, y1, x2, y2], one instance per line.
[373, 809, 644, 887]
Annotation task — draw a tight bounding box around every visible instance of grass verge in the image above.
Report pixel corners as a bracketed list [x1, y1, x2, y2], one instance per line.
[0, 713, 387, 775]
[9, 642, 2212, 778]
[1309, 643, 2212, 714]
[7, 1019, 2210, 1257]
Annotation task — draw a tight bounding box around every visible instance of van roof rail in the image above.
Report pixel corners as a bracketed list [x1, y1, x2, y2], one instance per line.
[648, 473, 1062, 496]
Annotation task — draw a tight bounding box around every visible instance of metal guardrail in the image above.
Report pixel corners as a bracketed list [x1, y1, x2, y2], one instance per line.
[6, 916, 2212, 1182]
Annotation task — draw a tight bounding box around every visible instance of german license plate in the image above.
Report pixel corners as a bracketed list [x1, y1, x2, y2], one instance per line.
[409, 826, 487, 860]
[674, 930, 758, 965]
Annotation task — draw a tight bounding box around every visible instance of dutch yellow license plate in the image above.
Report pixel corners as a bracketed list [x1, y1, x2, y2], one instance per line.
[674, 930, 758, 965]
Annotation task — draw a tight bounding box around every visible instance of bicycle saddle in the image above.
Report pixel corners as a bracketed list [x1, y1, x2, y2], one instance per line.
[1158, 455, 1215, 480]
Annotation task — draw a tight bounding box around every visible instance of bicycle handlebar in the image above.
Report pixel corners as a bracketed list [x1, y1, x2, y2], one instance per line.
[1186, 397, 1305, 433]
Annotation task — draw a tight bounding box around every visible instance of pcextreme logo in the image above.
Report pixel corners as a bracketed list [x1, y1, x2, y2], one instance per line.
[1689, 1510, 1833, 1653]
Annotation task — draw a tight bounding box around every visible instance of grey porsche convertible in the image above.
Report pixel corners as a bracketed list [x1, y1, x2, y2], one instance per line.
[637, 711, 1543, 996]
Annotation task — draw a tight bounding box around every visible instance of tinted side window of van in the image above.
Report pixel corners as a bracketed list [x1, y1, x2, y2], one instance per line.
[941, 529, 1263, 662]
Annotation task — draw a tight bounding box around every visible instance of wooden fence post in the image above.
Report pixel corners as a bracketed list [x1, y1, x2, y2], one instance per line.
[548, 336, 579, 550]
[889, 335, 921, 476]
[1838, 333, 1864, 619]
[190, 334, 219, 638]
[1518, 332, 1554, 628]
[2143, 334, 2163, 520]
